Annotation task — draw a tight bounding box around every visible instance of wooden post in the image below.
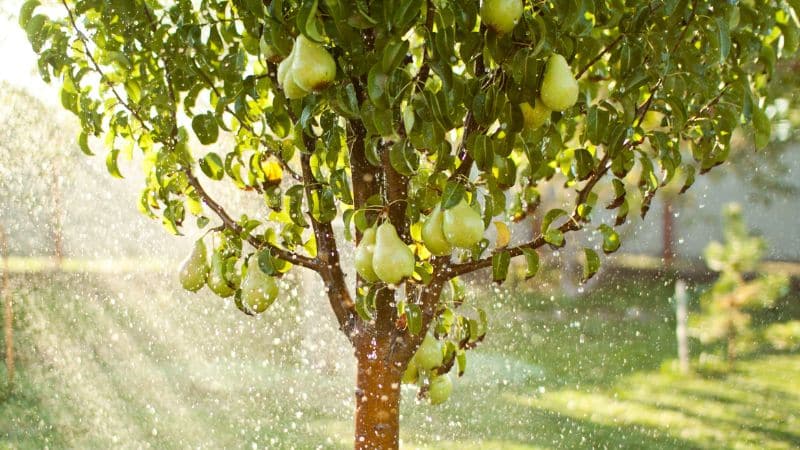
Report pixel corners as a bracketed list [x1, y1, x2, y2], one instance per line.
[1, 225, 13, 390]
[662, 198, 675, 266]
[675, 279, 689, 374]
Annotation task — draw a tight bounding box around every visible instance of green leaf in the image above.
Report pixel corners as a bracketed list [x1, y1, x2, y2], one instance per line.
[381, 39, 409, 73]
[456, 351, 467, 377]
[406, 303, 422, 335]
[599, 224, 621, 254]
[492, 251, 510, 284]
[752, 106, 771, 150]
[199, 152, 225, 180]
[522, 248, 539, 279]
[716, 17, 731, 64]
[192, 113, 219, 145]
[582, 248, 600, 282]
[78, 131, 93, 156]
[257, 249, 277, 275]
[105, 149, 123, 178]
[388, 140, 419, 176]
[544, 229, 565, 248]
[296, 0, 323, 41]
[541, 208, 568, 233]
[356, 287, 376, 322]
[680, 165, 696, 194]
[19, 0, 39, 28]
[441, 181, 465, 209]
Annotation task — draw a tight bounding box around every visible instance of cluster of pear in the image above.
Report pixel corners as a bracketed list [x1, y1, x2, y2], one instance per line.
[277, 35, 337, 99]
[178, 240, 279, 314]
[422, 199, 485, 256]
[520, 54, 580, 130]
[355, 221, 415, 284]
[402, 334, 454, 405]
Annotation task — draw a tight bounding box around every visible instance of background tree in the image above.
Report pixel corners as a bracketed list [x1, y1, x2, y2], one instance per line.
[692, 203, 789, 368]
[20, 0, 799, 448]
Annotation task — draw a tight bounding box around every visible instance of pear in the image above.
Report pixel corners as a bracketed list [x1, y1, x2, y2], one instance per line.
[422, 206, 453, 256]
[442, 199, 485, 249]
[277, 41, 310, 99]
[428, 373, 453, 405]
[241, 255, 279, 313]
[290, 35, 337, 92]
[179, 239, 209, 292]
[540, 54, 579, 111]
[520, 98, 551, 130]
[480, 0, 524, 34]
[414, 333, 443, 370]
[355, 227, 380, 283]
[372, 221, 415, 284]
[401, 358, 419, 384]
[277, 46, 295, 87]
[207, 252, 236, 298]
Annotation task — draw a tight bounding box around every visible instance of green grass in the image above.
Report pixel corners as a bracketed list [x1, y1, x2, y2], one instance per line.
[1, 272, 798, 449]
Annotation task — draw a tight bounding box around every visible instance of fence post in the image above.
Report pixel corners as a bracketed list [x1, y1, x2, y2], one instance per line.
[675, 279, 689, 374]
[1, 225, 13, 390]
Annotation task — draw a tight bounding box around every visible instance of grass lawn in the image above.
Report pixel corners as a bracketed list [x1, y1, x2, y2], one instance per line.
[1, 271, 798, 449]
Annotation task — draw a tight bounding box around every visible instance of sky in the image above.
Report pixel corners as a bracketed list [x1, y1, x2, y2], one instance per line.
[0, 0, 59, 102]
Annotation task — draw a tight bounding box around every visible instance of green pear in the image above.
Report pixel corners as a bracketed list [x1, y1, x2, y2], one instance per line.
[480, 0, 523, 34]
[355, 227, 380, 283]
[179, 239, 209, 292]
[241, 255, 279, 313]
[401, 358, 419, 384]
[443, 199, 484, 249]
[278, 42, 310, 99]
[414, 333, 443, 370]
[540, 54, 579, 111]
[207, 252, 236, 298]
[277, 46, 295, 87]
[372, 221, 415, 284]
[428, 373, 453, 405]
[290, 35, 337, 92]
[520, 98, 551, 129]
[422, 205, 452, 256]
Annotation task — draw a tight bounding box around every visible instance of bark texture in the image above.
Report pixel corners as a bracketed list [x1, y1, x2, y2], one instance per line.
[354, 337, 405, 450]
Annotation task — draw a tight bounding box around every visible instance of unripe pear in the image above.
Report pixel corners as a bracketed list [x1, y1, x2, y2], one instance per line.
[207, 252, 236, 298]
[442, 199, 485, 249]
[540, 54, 579, 111]
[179, 239, 209, 292]
[414, 334, 443, 370]
[428, 373, 453, 405]
[480, 0, 523, 34]
[290, 35, 337, 92]
[241, 255, 279, 313]
[277, 47, 295, 87]
[277, 41, 310, 99]
[372, 221, 415, 284]
[355, 227, 379, 283]
[520, 99, 551, 129]
[401, 358, 419, 384]
[422, 205, 452, 256]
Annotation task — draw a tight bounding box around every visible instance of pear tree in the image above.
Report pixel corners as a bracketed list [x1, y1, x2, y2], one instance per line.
[20, 0, 799, 447]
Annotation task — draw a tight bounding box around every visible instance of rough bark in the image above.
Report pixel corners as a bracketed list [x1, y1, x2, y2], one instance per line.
[354, 337, 405, 450]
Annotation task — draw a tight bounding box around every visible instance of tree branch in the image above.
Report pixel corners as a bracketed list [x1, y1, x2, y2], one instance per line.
[300, 136, 358, 337]
[576, 34, 624, 79]
[61, 0, 151, 133]
[185, 169, 320, 270]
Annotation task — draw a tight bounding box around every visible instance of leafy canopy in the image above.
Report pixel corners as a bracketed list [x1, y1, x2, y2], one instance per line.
[20, 0, 798, 338]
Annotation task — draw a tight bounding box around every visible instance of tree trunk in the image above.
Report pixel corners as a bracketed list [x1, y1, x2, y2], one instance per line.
[354, 341, 404, 450]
